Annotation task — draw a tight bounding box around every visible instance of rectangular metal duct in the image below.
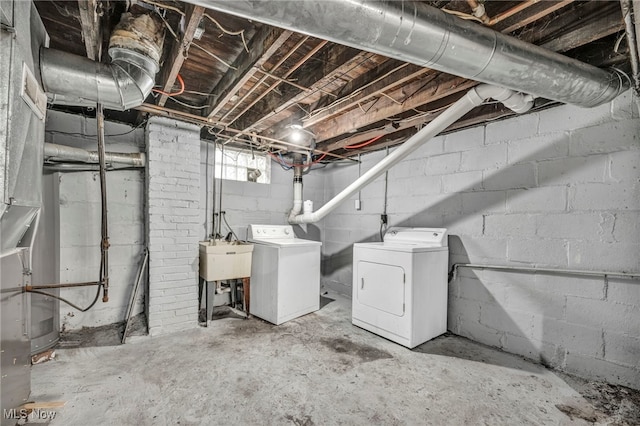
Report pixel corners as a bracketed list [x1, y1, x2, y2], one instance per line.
[0, 0, 47, 253]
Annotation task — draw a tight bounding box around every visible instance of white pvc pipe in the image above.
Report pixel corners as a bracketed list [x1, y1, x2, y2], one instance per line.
[288, 166, 304, 222]
[289, 181, 303, 222]
[289, 85, 534, 224]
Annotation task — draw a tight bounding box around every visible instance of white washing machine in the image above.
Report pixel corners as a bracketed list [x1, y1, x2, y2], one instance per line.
[352, 227, 448, 348]
[248, 224, 322, 325]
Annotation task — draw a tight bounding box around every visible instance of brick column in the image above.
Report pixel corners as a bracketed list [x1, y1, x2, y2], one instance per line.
[146, 117, 200, 336]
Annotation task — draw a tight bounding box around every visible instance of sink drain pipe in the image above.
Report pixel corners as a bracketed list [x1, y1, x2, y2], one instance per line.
[288, 85, 533, 224]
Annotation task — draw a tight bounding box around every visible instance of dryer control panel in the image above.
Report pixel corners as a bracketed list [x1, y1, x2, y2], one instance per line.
[384, 227, 448, 247]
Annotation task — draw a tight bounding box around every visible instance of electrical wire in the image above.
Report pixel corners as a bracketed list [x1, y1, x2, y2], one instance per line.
[221, 212, 240, 242]
[193, 43, 238, 70]
[267, 151, 293, 170]
[26, 285, 103, 312]
[268, 151, 327, 169]
[441, 8, 484, 23]
[152, 74, 185, 97]
[156, 8, 180, 41]
[166, 97, 210, 110]
[140, 0, 184, 16]
[345, 134, 384, 149]
[204, 13, 249, 52]
[47, 120, 147, 138]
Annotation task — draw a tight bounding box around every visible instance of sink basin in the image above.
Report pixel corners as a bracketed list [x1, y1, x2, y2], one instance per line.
[199, 241, 254, 281]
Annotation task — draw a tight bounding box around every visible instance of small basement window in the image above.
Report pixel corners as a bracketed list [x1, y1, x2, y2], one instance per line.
[215, 146, 271, 184]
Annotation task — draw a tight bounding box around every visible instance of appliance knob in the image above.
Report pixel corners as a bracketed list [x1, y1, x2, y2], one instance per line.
[284, 229, 290, 235]
[433, 233, 438, 237]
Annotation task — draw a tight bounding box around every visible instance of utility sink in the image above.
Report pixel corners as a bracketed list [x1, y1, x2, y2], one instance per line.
[199, 241, 254, 281]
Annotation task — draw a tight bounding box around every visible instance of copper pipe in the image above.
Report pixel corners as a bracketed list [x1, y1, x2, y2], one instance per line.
[135, 103, 355, 160]
[466, 0, 490, 24]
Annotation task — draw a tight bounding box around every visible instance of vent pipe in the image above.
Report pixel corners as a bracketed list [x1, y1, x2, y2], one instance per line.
[40, 13, 164, 111]
[189, 0, 628, 107]
[289, 85, 533, 224]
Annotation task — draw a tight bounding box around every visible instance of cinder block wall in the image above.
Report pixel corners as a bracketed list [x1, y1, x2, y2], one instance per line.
[199, 141, 325, 242]
[45, 111, 146, 330]
[320, 91, 640, 388]
[146, 117, 201, 336]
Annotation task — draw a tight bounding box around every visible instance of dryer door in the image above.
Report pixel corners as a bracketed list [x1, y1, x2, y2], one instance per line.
[356, 261, 405, 316]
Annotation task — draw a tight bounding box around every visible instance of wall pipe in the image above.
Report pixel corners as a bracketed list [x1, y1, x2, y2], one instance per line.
[288, 166, 304, 222]
[622, 0, 640, 96]
[466, 0, 489, 24]
[449, 263, 640, 283]
[289, 85, 533, 224]
[25, 281, 101, 290]
[44, 143, 146, 167]
[188, 0, 628, 108]
[97, 104, 110, 303]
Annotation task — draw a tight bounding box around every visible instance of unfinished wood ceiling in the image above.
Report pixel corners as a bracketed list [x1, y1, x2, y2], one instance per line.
[36, 1, 630, 161]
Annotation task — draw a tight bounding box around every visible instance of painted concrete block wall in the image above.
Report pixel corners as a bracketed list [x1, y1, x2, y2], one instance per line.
[199, 142, 325, 242]
[45, 111, 146, 330]
[197, 143, 324, 308]
[146, 117, 201, 336]
[320, 91, 640, 388]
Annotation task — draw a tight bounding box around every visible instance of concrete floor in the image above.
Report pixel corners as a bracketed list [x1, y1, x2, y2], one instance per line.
[31, 292, 639, 425]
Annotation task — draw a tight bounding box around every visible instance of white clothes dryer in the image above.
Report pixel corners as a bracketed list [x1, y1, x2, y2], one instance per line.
[352, 227, 448, 348]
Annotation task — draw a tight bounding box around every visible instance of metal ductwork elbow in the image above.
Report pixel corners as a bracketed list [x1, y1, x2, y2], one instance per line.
[40, 12, 164, 111]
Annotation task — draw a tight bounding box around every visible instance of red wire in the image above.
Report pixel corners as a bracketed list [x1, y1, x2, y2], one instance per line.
[153, 74, 185, 97]
[344, 134, 384, 149]
[268, 152, 327, 167]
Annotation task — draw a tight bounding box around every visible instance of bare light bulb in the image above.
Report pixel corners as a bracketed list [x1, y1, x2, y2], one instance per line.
[290, 129, 303, 143]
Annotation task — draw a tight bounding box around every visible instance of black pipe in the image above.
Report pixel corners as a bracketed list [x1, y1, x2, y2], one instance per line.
[97, 104, 110, 302]
[26, 281, 100, 290]
[26, 287, 102, 312]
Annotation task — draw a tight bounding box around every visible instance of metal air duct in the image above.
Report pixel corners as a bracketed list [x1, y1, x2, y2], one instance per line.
[44, 143, 146, 167]
[189, 0, 628, 107]
[40, 12, 164, 111]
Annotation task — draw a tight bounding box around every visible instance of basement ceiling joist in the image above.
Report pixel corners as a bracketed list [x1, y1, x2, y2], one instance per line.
[36, 0, 633, 160]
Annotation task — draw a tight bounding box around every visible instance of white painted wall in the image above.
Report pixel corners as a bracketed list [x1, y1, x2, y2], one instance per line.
[198, 141, 325, 306]
[199, 142, 325, 242]
[319, 91, 640, 388]
[45, 111, 146, 330]
[145, 118, 201, 336]
[44, 91, 640, 389]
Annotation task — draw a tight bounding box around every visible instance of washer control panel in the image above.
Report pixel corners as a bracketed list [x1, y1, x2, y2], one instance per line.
[248, 224, 295, 240]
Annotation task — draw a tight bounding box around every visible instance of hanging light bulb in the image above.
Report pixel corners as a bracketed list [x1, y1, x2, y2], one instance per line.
[289, 122, 304, 143]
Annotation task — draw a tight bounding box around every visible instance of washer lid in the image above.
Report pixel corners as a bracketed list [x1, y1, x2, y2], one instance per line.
[251, 238, 322, 248]
[383, 227, 448, 247]
[354, 241, 447, 253]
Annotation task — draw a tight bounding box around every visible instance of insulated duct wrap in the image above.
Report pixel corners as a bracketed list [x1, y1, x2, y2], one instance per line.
[190, 0, 629, 107]
[44, 143, 146, 167]
[40, 12, 164, 111]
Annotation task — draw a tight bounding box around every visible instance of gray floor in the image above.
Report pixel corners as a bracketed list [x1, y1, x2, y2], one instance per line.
[31, 292, 639, 425]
